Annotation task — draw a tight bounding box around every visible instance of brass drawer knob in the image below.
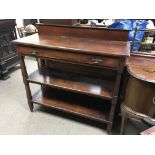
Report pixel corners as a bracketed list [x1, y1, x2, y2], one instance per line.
[153, 97, 155, 105]
[91, 57, 103, 64]
[31, 51, 38, 56]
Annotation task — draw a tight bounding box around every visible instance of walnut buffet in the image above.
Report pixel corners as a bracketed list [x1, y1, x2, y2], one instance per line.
[13, 24, 130, 134]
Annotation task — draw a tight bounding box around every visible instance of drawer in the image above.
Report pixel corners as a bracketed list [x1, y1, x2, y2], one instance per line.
[16, 46, 38, 56]
[17, 46, 120, 69]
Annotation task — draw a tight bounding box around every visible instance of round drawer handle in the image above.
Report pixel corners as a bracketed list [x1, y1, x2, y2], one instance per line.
[153, 97, 155, 105]
[31, 51, 38, 55]
[91, 57, 103, 64]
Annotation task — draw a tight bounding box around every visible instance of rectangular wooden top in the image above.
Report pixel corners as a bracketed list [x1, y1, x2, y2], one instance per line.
[13, 24, 130, 57]
[13, 33, 130, 57]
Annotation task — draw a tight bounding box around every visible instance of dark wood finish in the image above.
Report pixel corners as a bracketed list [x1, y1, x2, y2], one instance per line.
[14, 34, 130, 57]
[28, 68, 115, 99]
[33, 87, 111, 123]
[13, 24, 130, 134]
[123, 76, 155, 116]
[127, 54, 155, 83]
[16, 45, 122, 69]
[120, 54, 155, 134]
[0, 19, 20, 79]
[37, 24, 130, 41]
[39, 19, 79, 26]
[20, 56, 33, 111]
[45, 60, 116, 80]
[126, 55, 155, 117]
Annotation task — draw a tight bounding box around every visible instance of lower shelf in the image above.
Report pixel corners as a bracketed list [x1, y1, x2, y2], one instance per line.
[32, 87, 111, 123]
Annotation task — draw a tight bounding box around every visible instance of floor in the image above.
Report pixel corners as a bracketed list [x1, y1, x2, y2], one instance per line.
[0, 58, 149, 135]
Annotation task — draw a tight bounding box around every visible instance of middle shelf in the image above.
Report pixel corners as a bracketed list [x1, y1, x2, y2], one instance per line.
[28, 68, 115, 100]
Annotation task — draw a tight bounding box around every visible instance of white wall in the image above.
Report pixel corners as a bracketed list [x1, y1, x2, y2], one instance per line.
[16, 19, 24, 27]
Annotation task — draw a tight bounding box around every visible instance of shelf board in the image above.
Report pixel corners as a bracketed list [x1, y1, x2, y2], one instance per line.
[28, 68, 114, 100]
[32, 87, 111, 123]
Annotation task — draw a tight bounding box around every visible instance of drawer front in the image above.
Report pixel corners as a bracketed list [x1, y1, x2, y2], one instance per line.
[16, 46, 37, 56]
[17, 46, 120, 69]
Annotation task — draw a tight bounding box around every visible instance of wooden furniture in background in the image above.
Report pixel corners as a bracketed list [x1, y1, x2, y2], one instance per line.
[17, 26, 26, 38]
[39, 19, 79, 26]
[17, 26, 38, 38]
[13, 24, 130, 134]
[23, 19, 38, 26]
[0, 19, 20, 79]
[120, 53, 155, 134]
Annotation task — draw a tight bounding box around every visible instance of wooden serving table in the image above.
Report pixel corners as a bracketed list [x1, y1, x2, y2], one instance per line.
[13, 24, 130, 134]
[120, 54, 155, 134]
